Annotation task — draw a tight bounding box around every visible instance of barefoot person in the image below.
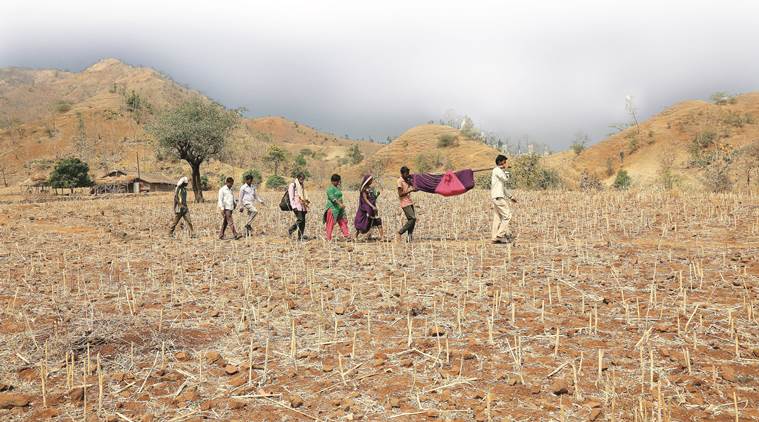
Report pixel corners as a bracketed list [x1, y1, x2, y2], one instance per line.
[238, 173, 265, 237]
[324, 174, 350, 241]
[287, 173, 310, 240]
[169, 176, 194, 238]
[354, 175, 384, 241]
[396, 166, 417, 242]
[491, 154, 517, 244]
[218, 177, 242, 240]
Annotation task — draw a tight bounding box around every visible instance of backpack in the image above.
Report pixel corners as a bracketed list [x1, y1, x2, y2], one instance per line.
[279, 184, 293, 211]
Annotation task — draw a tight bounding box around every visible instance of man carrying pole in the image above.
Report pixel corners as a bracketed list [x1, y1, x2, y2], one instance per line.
[490, 154, 517, 244]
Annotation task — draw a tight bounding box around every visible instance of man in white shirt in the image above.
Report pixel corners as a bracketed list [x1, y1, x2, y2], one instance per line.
[491, 154, 517, 244]
[239, 174, 265, 236]
[217, 177, 241, 240]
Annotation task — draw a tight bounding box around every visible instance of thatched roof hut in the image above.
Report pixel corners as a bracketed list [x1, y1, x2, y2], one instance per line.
[94, 170, 175, 194]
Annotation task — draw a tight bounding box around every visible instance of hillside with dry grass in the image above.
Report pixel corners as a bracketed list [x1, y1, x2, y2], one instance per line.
[544, 93, 759, 191]
[0, 59, 380, 188]
[341, 124, 501, 185]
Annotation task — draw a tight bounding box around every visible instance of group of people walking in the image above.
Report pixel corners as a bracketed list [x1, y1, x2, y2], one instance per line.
[169, 154, 516, 244]
[281, 167, 417, 242]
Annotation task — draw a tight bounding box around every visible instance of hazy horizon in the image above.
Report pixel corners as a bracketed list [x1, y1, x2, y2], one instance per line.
[3, 0, 759, 149]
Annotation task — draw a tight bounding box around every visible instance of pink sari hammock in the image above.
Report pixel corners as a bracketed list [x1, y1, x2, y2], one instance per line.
[410, 169, 476, 197]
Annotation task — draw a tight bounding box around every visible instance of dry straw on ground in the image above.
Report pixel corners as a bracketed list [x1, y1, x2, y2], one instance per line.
[0, 188, 757, 421]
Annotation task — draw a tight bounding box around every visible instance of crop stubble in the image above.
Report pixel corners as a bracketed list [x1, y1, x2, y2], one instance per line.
[0, 189, 757, 421]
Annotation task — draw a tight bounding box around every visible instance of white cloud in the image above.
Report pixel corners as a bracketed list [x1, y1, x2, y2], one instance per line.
[2, 0, 759, 147]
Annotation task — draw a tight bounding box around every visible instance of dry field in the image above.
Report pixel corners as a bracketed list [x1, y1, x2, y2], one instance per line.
[0, 189, 758, 421]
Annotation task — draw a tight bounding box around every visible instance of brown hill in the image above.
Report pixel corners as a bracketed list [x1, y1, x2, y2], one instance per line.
[544, 92, 759, 190]
[340, 124, 501, 186]
[0, 58, 380, 188]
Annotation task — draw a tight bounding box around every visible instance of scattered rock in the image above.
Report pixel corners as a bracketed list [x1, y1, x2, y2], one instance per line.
[200, 399, 218, 411]
[205, 351, 222, 365]
[228, 373, 247, 387]
[31, 408, 61, 419]
[549, 379, 570, 395]
[69, 387, 85, 402]
[226, 399, 245, 410]
[0, 393, 32, 409]
[335, 305, 346, 315]
[720, 365, 736, 382]
[389, 397, 401, 408]
[289, 394, 304, 408]
[16, 367, 37, 382]
[224, 364, 239, 375]
[585, 400, 602, 409]
[176, 386, 200, 403]
[589, 408, 602, 421]
[174, 351, 190, 362]
[428, 326, 446, 337]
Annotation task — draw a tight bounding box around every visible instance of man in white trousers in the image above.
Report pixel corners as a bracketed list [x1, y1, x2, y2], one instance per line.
[490, 154, 517, 244]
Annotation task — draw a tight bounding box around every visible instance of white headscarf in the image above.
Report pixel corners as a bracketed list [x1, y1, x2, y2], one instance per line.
[360, 175, 373, 192]
[177, 176, 188, 187]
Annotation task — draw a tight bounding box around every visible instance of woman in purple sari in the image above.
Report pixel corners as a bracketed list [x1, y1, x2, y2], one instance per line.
[354, 175, 384, 240]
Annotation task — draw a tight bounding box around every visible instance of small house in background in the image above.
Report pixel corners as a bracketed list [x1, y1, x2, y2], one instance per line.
[21, 175, 50, 193]
[93, 170, 175, 194]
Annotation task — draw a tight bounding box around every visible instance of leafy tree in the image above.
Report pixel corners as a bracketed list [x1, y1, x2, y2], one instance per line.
[437, 133, 459, 148]
[613, 169, 631, 190]
[571, 131, 588, 155]
[48, 158, 93, 192]
[703, 164, 732, 192]
[605, 158, 615, 177]
[199, 175, 210, 191]
[710, 91, 736, 105]
[290, 153, 311, 178]
[741, 142, 759, 187]
[688, 131, 717, 167]
[508, 154, 561, 190]
[126, 90, 141, 112]
[579, 170, 603, 191]
[348, 144, 364, 164]
[242, 169, 262, 184]
[54, 101, 72, 113]
[265, 145, 288, 176]
[459, 116, 481, 140]
[626, 132, 640, 154]
[414, 154, 435, 173]
[658, 153, 680, 190]
[265, 174, 287, 189]
[294, 153, 307, 167]
[147, 98, 240, 202]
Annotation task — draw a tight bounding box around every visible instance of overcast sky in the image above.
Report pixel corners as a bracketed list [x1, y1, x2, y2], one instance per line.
[2, 0, 759, 149]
